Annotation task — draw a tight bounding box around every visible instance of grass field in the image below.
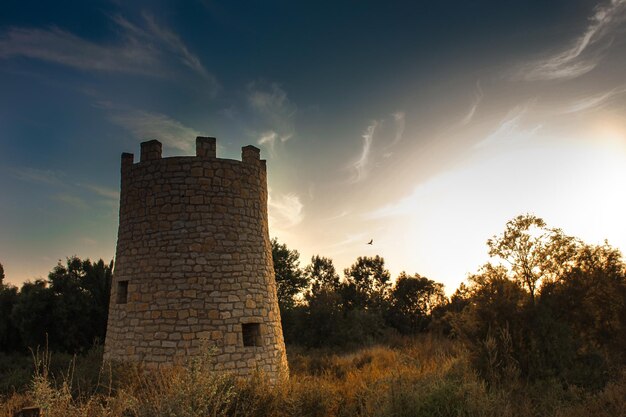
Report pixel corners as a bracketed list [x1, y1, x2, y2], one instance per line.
[1, 336, 624, 417]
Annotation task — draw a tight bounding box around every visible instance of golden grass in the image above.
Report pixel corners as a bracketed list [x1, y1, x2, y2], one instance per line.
[1, 335, 624, 417]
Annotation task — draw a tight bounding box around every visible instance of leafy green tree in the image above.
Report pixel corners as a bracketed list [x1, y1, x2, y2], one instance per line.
[78, 258, 113, 342]
[448, 282, 471, 313]
[305, 255, 340, 296]
[271, 238, 308, 311]
[342, 255, 391, 310]
[11, 280, 56, 351]
[285, 289, 343, 347]
[281, 254, 391, 348]
[455, 215, 625, 388]
[46, 257, 113, 350]
[386, 272, 445, 334]
[487, 214, 578, 305]
[285, 255, 343, 346]
[452, 264, 529, 384]
[0, 263, 21, 351]
[11, 257, 112, 353]
[540, 241, 626, 362]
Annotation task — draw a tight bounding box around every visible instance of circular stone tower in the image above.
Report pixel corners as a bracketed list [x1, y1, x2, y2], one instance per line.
[104, 137, 287, 380]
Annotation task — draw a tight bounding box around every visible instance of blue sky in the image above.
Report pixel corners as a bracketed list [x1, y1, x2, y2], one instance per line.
[1, 0, 626, 291]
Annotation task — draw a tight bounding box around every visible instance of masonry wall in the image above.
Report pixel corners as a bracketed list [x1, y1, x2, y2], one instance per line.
[103, 137, 288, 380]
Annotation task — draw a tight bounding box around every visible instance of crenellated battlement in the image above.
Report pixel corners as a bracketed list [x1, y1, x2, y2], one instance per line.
[121, 137, 263, 166]
[196, 136, 216, 159]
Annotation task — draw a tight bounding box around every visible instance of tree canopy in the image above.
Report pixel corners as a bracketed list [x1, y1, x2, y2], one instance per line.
[386, 272, 445, 334]
[271, 238, 308, 311]
[343, 255, 391, 310]
[1, 215, 623, 394]
[0, 257, 112, 353]
[452, 214, 626, 387]
[305, 255, 340, 295]
[487, 214, 579, 304]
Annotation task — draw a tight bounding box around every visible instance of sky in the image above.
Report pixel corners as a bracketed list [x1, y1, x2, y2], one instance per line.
[1, 0, 626, 293]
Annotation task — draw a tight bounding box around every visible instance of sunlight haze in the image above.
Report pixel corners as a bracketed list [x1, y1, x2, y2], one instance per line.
[1, 0, 625, 294]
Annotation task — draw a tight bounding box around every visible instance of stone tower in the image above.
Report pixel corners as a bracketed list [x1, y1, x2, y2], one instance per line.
[104, 137, 288, 380]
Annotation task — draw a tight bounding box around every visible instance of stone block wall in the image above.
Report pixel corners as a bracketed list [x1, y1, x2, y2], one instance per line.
[103, 137, 288, 381]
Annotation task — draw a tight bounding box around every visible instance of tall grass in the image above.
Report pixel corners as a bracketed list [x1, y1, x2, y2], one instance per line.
[1, 335, 624, 417]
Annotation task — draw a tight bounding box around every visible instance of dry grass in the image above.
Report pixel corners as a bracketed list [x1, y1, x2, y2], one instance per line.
[1, 335, 624, 417]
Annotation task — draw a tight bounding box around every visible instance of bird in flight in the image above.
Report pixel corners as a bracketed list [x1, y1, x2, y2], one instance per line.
[367, 239, 373, 245]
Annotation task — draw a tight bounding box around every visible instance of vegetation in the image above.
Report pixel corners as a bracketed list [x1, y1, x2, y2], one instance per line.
[0, 258, 112, 353]
[451, 215, 625, 389]
[1, 338, 625, 417]
[275, 244, 445, 348]
[0, 214, 625, 415]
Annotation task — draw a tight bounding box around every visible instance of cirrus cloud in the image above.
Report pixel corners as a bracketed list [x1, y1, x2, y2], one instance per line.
[519, 0, 626, 81]
[268, 191, 304, 229]
[0, 13, 218, 91]
[110, 109, 201, 152]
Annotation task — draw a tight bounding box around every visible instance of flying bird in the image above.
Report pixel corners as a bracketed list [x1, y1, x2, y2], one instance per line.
[367, 239, 373, 245]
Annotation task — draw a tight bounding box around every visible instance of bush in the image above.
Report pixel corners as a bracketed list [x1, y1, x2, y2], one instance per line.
[1, 338, 625, 417]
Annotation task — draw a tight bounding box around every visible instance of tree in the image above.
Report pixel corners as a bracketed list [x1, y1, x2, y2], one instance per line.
[79, 258, 113, 343]
[487, 214, 578, 305]
[11, 279, 56, 351]
[448, 282, 471, 313]
[540, 241, 626, 361]
[343, 255, 391, 310]
[454, 215, 626, 387]
[271, 238, 308, 311]
[10, 257, 113, 353]
[305, 255, 340, 296]
[46, 257, 113, 349]
[0, 263, 21, 351]
[386, 272, 446, 334]
[452, 264, 529, 384]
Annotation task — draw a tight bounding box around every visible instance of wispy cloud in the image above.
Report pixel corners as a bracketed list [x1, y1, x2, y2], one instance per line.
[12, 167, 120, 207]
[110, 109, 201, 152]
[382, 111, 406, 159]
[520, 0, 626, 81]
[365, 191, 418, 220]
[474, 103, 540, 148]
[80, 237, 98, 246]
[10, 167, 66, 186]
[140, 14, 211, 79]
[0, 13, 216, 87]
[248, 82, 295, 119]
[82, 184, 120, 200]
[53, 193, 88, 209]
[322, 210, 351, 222]
[268, 192, 304, 229]
[257, 130, 280, 156]
[461, 81, 483, 125]
[388, 111, 406, 148]
[349, 121, 378, 183]
[248, 82, 296, 155]
[327, 232, 370, 249]
[561, 85, 626, 113]
[0, 26, 156, 74]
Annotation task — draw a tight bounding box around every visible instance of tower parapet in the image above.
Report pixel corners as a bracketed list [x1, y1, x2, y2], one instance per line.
[196, 136, 216, 159]
[140, 139, 162, 162]
[242, 145, 260, 164]
[104, 137, 287, 380]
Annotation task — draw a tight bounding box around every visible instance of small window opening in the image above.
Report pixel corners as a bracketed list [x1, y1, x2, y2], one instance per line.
[242, 323, 262, 347]
[116, 281, 129, 304]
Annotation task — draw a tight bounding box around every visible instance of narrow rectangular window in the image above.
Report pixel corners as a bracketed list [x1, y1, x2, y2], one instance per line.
[242, 323, 262, 347]
[116, 280, 129, 304]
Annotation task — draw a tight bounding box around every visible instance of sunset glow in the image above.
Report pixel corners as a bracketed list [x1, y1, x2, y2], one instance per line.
[1, 1, 625, 294]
